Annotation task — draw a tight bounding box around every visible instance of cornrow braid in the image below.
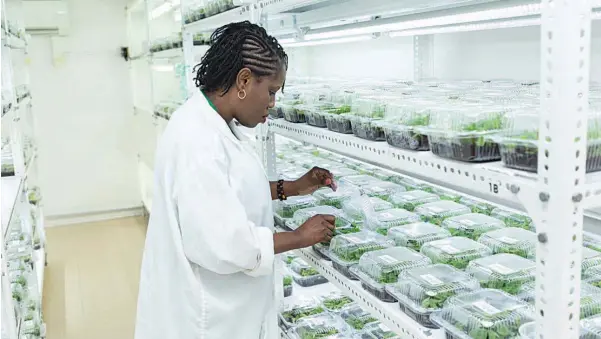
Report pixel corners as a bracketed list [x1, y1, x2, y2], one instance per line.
[193, 21, 288, 95]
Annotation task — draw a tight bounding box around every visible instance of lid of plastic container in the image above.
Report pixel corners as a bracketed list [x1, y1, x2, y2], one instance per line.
[426, 237, 490, 255]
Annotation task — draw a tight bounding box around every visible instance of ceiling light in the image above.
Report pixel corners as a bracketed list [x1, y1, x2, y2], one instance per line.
[150, 2, 173, 19]
[282, 35, 373, 48]
[277, 38, 296, 44]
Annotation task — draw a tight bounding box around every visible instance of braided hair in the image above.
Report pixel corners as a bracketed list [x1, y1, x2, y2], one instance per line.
[193, 21, 288, 96]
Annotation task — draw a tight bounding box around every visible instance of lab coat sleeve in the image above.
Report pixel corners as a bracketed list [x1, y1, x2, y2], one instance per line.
[176, 148, 274, 277]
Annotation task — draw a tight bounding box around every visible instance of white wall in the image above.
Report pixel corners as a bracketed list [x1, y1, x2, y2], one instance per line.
[29, 0, 141, 217]
[291, 22, 601, 82]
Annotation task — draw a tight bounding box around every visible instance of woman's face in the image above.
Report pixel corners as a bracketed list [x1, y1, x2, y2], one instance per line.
[235, 67, 286, 128]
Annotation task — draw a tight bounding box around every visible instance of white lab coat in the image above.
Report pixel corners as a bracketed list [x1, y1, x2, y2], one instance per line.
[134, 92, 278, 339]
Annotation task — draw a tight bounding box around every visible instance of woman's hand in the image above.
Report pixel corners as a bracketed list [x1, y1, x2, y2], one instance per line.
[293, 167, 337, 196]
[293, 215, 336, 248]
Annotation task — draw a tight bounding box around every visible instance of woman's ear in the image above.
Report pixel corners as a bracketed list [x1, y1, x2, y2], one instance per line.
[236, 68, 252, 91]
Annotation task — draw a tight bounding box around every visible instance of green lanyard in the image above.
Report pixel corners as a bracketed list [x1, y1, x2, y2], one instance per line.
[201, 90, 219, 113]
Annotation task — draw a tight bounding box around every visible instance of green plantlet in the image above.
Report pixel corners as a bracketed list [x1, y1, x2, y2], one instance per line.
[283, 276, 292, 287]
[442, 257, 470, 269]
[323, 296, 353, 310]
[300, 328, 338, 339]
[335, 243, 388, 262]
[420, 291, 456, 309]
[281, 306, 325, 324]
[481, 279, 525, 295]
[16, 276, 26, 287]
[300, 267, 319, 277]
[346, 315, 378, 330]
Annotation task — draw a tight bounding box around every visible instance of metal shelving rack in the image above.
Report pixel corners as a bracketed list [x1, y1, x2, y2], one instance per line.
[1, 0, 46, 338]
[131, 0, 601, 337]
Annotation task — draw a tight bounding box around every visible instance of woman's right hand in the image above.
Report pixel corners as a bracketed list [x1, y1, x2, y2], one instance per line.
[293, 214, 336, 248]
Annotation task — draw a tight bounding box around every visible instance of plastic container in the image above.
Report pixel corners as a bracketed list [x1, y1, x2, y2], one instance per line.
[421, 106, 504, 162]
[519, 282, 601, 319]
[313, 186, 359, 209]
[584, 234, 601, 253]
[466, 253, 535, 295]
[490, 208, 533, 230]
[339, 175, 382, 190]
[392, 177, 435, 193]
[340, 304, 379, 330]
[389, 190, 440, 211]
[351, 98, 387, 141]
[386, 264, 480, 328]
[328, 231, 395, 280]
[329, 167, 360, 180]
[292, 205, 350, 228]
[361, 182, 406, 201]
[274, 196, 318, 219]
[342, 196, 393, 227]
[279, 297, 326, 329]
[365, 209, 421, 236]
[380, 104, 431, 151]
[496, 111, 601, 173]
[325, 112, 354, 134]
[306, 103, 335, 128]
[432, 189, 463, 203]
[478, 228, 536, 259]
[584, 266, 601, 289]
[519, 322, 596, 339]
[431, 289, 534, 339]
[282, 103, 307, 123]
[441, 213, 506, 240]
[350, 247, 432, 302]
[282, 252, 298, 265]
[360, 322, 401, 339]
[288, 314, 352, 339]
[320, 292, 356, 312]
[421, 237, 493, 269]
[581, 314, 601, 337]
[583, 247, 601, 273]
[284, 275, 293, 297]
[415, 201, 471, 226]
[387, 222, 451, 251]
[289, 269, 326, 288]
[459, 196, 496, 215]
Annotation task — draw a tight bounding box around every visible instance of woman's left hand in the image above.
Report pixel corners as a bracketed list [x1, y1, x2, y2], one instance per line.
[294, 167, 337, 196]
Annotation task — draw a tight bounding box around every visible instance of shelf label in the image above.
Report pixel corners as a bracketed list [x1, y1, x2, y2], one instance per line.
[378, 324, 391, 332]
[498, 236, 518, 245]
[473, 300, 501, 315]
[488, 263, 516, 275]
[345, 236, 362, 244]
[439, 244, 461, 254]
[403, 194, 416, 200]
[421, 274, 444, 286]
[428, 206, 445, 213]
[460, 219, 477, 227]
[379, 254, 398, 264]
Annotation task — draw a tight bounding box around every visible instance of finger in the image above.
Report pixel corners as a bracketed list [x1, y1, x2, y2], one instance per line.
[321, 221, 336, 231]
[320, 214, 336, 225]
[324, 229, 334, 238]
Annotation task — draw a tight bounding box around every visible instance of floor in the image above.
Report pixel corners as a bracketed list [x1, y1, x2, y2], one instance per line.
[42, 216, 147, 339]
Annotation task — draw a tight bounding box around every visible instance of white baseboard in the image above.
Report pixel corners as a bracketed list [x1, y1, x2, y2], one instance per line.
[45, 206, 145, 227]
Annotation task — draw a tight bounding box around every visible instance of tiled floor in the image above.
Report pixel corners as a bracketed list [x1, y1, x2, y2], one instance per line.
[42, 216, 147, 339]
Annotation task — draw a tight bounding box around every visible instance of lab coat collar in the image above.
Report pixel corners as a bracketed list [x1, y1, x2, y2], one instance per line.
[196, 91, 239, 144]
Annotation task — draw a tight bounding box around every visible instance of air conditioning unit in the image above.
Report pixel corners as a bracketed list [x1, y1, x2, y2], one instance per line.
[23, 0, 69, 35]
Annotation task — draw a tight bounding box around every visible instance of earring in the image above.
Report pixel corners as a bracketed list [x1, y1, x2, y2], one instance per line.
[237, 89, 247, 100]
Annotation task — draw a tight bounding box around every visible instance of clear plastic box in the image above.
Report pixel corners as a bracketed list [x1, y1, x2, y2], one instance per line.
[380, 103, 431, 151]
[292, 206, 351, 230]
[340, 304, 379, 330]
[320, 292, 356, 312]
[360, 322, 401, 339]
[519, 282, 601, 319]
[350, 247, 432, 302]
[325, 111, 354, 134]
[339, 175, 382, 190]
[387, 222, 451, 251]
[290, 258, 319, 277]
[365, 209, 421, 236]
[583, 247, 601, 273]
[279, 297, 326, 329]
[441, 213, 506, 240]
[420, 237, 493, 269]
[282, 103, 308, 123]
[282, 252, 298, 265]
[478, 228, 536, 259]
[389, 190, 440, 211]
[431, 289, 534, 339]
[496, 111, 601, 173]
[421, 106, 504, 162]
[459, 196, 496, 216]
[584, 234, 601, 253]
[351, 98, 386, 141]
[342, 196, 393, 226]
[581, 314, 601, 338]
[466, 253, 535, 295]
[490, 208, 533, 231]
[328, 231, 395, 279]
[274, 196, 318, 219]
[362, 182, 406, 201]
[391, 177, 435, 193]
[329, 167, 360, 180]
[288, 314, 352, 339]
[313, 186, 359, 209]
[284, 275, 293, 297]
[386, 264, 480, 328]
[432, 189, 463, 203]
[415, 201, 471, 226]
[305, 105, 330, 128]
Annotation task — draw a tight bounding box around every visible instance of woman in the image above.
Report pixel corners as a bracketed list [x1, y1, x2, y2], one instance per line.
[134, 21, 337, 339]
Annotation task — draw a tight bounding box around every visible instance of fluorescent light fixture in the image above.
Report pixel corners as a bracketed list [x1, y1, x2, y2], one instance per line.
[174, 10, 182, 22]
[152, 64, 175, 72]
[277, 38, 296, 44]
[389, 17, 541, 37]
[283, 35, 373, 48]
[304, 3, 541, 41]
[150, 2, 173, 19]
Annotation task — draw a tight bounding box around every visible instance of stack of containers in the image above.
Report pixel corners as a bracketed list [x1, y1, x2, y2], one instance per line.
[387, 222, 451, 251]
[328, 231, 394, 279]
[279, 297, 327, 330]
